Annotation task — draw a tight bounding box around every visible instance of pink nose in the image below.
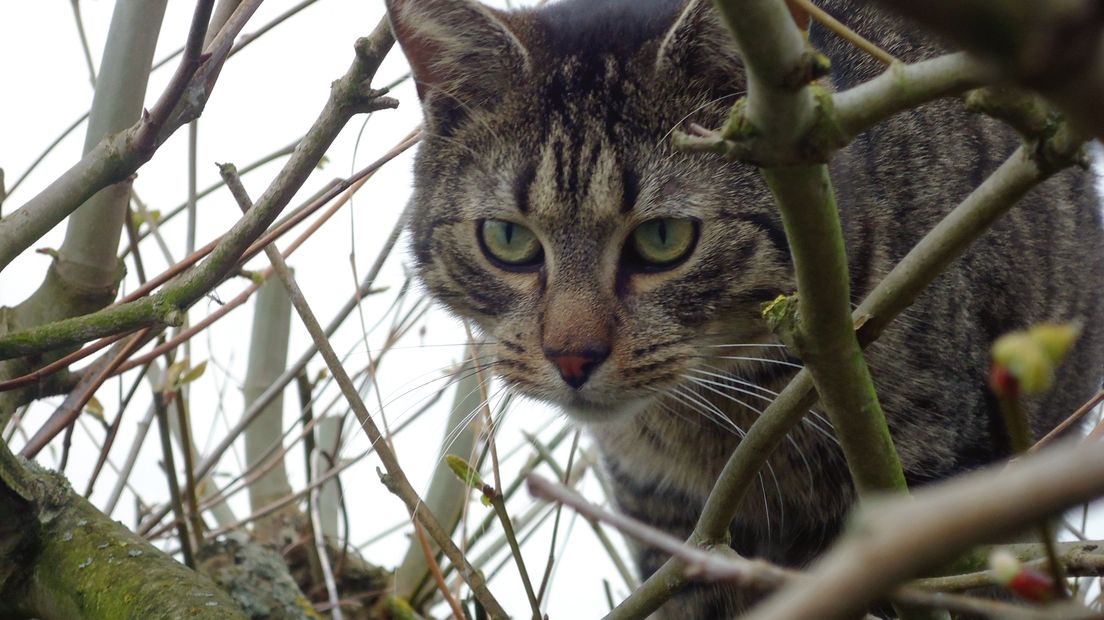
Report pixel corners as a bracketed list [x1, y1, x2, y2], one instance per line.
[544, 347, 610, 389]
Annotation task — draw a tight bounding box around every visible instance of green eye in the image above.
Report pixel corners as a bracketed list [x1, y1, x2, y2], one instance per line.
[479, 219, 543, 268]
[630, 218, 697, 267]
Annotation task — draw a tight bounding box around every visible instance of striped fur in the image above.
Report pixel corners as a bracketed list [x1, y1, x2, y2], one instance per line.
[387, 0, 1104, 616]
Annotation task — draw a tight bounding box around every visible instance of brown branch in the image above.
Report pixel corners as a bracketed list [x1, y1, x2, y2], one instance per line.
[217, 161, 508, 619]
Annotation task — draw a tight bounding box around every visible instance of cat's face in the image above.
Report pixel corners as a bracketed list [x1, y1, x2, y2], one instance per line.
[388, 0, 793, 421]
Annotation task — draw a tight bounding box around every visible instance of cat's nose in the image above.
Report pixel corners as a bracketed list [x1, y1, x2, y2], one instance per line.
[544, 346, 610, 389]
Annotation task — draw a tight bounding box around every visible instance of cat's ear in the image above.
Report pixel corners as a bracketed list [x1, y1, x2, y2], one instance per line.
[655, 0, 743, 84]
[385, 0, 530, 127]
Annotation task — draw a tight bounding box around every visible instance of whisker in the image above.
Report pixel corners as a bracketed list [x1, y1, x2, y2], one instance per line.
[700, 343, 788, 348]
[657, 91, 744, 148]
[667, 384, 746, 439]
[679, 374, 829, 501]
[697, 355, 804, 369]
[687, 366, 838, 443]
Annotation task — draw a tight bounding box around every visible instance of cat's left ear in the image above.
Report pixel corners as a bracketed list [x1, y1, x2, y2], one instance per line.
[385, 0, 530, 126]
[655, 0, 743, 84]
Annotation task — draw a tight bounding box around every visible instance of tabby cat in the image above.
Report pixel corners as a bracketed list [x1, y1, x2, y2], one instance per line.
[385, 0, 1104, 616]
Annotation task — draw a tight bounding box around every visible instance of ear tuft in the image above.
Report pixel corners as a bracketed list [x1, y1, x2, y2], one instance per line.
[385, 0, 530, 127]
[656, 0, 743, 86]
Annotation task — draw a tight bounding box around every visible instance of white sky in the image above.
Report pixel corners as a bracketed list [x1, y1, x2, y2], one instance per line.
[2, 1, 1101, 619]
[1, 1, 624, 618]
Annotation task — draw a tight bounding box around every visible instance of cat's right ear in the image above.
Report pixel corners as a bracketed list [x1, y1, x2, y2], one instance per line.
[655, 0, 743, 86]
[384, 0, 530, 129]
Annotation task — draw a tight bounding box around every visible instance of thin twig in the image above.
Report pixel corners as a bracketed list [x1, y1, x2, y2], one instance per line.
[794, 0, 895, 64]
[412, 519, 467, 620]
[20, 328, 151, 457]
[217, 159, 508, 618]
[153, 390, 195, 569]
[1032, 388, 1104, 452]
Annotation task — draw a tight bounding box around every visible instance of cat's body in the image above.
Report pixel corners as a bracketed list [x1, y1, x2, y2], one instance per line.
[386, 0, 1104, 616]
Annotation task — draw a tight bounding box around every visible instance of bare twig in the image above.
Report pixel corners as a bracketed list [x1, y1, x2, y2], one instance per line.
[153, 390, 195, 569]
[1032, 388, 1104, 452]
[217, 158, 508, 618]
[412, 519, 467, 620]
[793, 0, 897, 64]
[20, 328, 151, 458]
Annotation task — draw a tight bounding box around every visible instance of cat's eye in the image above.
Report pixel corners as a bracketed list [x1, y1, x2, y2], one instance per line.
[478, 219, 543, 270]
[628, 218, 698, 269]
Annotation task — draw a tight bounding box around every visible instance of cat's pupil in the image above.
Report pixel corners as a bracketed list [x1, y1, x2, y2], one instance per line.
[504, 222, 515, 244]
[657, 220, 668, 246]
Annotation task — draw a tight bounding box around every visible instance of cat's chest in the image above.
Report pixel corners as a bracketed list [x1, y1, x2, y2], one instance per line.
[587, 394, 854, 534]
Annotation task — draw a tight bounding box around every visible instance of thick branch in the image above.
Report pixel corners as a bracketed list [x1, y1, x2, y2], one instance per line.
[612, 53, 1084, 620]
[0, 442, 245, 619]
[678, 52, 993, 165]
[833, 52, 993, 140]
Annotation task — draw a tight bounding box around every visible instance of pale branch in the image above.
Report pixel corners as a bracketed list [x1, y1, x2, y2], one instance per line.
[833, 52, 994, 141]
[217, 164, 509, 619]
[0, 441, 246, 619]
[677, 51, 994, 165]
[0, 19, 398, 362]
[530, 474, 1069, 620]
[867, 0, 1104, 139]
[744, 439, 1104, 620]
[58, 0, 172, 287]
[0, 0, 241, 272]
[243, 275, 295, 538]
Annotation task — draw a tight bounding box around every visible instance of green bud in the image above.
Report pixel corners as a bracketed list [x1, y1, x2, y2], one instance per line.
[445, 454, 483, 490]
[991, 322, 1081, 395]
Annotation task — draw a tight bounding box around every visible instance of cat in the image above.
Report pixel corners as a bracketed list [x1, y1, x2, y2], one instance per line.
[385, 0, 1104, 616]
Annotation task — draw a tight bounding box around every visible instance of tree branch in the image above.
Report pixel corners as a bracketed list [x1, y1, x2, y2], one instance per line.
[868, 0, 1104, 139]
[715, 0, 908, 493]
[217, 163, 508, 619]
[0, 17, 398, 362]
[0, 442, 246, 619]
[0, 0, 242, 272]
[744, 439, 1104, 620]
